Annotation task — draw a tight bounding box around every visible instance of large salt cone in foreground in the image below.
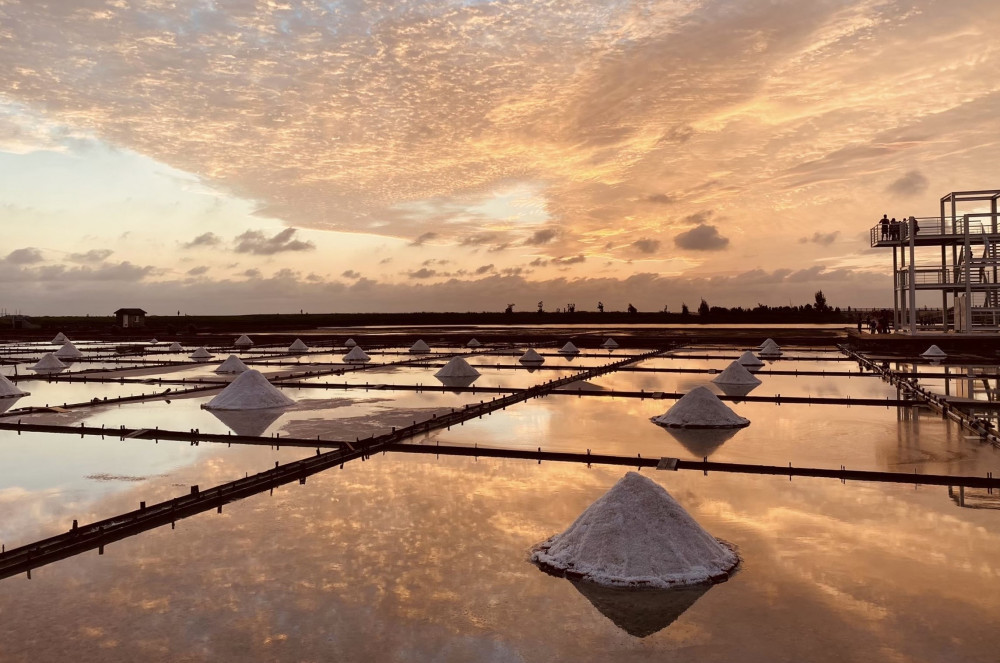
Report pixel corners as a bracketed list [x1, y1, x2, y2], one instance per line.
[51, 332, 69, 344]
[0, 374, 28, 398]
[189, 347, 213, 360]
[288, 338, 310, 353]
[651, 386, 749, 429]
[409, 339, 431, 354]
[519, 348, 544, 364]
[203, 369, 295, 410]
[737, 350, 764, 369]
[234, 334, 253, 347]
[215, 354, 250, 374]
[167, 341, 184, 352]
[31, 353, 67, 373]
[207, 407, 285, 436]
[921, 344, 947, 359]
[570, 580, 711, 638]
[466, 338, 482, 348]
[434, 356, 480, 379]
[54, 341, 84, 360]
[531, 472, 739, 588]
[343, 346, 370, 363]
[344, 338, 357, 348]
[712, 361, 762, 386]
[601, 338, 619, 350]
[558, 341, 580, 355]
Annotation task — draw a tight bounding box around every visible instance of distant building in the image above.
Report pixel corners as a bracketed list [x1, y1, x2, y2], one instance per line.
[114, 308, 147, 328]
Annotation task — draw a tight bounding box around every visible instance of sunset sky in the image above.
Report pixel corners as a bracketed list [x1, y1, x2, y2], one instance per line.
[2, 0, 999, 315]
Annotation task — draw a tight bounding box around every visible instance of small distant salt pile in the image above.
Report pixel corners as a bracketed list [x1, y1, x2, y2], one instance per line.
[409, 339, 431, 354]
[651, 386, 749, 429]
[31, 353, 67, 373]
[758, 341, 782, 358]
[343, 346, 370, 363]
[531, 472, 739, 588]
[467, 338, 482, 348]
[51, 332, 68, 344]
[712, 361, 762, 386]
[737, 350, 764, 369]
[54, 341, 84, 360]
[758, 338, 777, 350]
[234, 334, 253, 348]
[556, 380, 605, 392]
[215, 354, 249, 374]
[519, 348, 545, 364]
[602, 338, 619, 350]
[559, 341, 580, 355]
[189, 347, 213, 359]
[288, 338, 310, 353]
[0, 374, 28, 398]
[167, 341, 183, 352]
[921, 345, 947, 359]
[434, 356, 480, 379]
[149, 338, 159, 344]
[344, 338, 357, 348]
[203, 369, 295, 410]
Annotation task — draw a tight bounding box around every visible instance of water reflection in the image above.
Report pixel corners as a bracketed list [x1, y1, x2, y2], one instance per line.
[208, 407, 287, 436]
[569, 580, 711, 638]
[661, 427, 741, 458]
[714, 382, 759, 400]
[435, 375, 479, 391]
[0, 396, 24, 415]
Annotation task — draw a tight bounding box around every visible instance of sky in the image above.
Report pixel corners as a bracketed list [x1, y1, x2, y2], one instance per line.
[2, 0, 999, 315]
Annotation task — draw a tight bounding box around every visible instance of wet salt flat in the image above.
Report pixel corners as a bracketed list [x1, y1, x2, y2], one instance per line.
[2, 334, 1000, 661]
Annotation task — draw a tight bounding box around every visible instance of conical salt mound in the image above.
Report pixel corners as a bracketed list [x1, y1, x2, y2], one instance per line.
[0, 374, 28, 398]
[737, 350, 764, 367]
[559, 341, 580, 355]
[434, 356, 480, 379]
[149, 338, 159, 344]
[467, 338, 482, 348]
[343, 346, 370, 363]
[51, 332, 68, 344]
[651, 386, 750, 429]
[203, 370, 295, 410]
[712, 361, 762, 386]
[921, 344, 947, 358]
[409, 339, 431, 354]
[758, 338, 779, 351]
[556, 380, 606, 392]
[288, 338, 309, 353]
[531, 472, 739, 588]
[189, 347, 213, 359]
[234, 334, 253, 347]
[344, 338, 357, 348]
[216, 354, 250, 374]
[519, 348, 545, 364]
[168, 342, 183, 352]
[31, 353, 67, 373]
[54, 341, 83, 359]
[602, 338, 619, 349]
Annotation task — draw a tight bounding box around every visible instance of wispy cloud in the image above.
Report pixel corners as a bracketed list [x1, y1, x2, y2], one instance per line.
[234, 228, 315, 255]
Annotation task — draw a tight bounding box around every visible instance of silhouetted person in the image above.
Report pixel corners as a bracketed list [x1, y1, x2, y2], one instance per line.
[597, 301, 604, 313]
[890, 218, 899, 240]
[627, 303, 637, 314]
[880, 214, 889, 240]
[911, 216, 919, 234]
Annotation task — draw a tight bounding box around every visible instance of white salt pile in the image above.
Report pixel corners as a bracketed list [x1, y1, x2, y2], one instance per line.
[0, 374, 28, 398]
[467, 338, 482, 348]
[602, 338, 619, 349]
[189, 347, 213, 359]
[409, 339, 431, 354]
[555, 380, 605, 392]
[344, 338, 357, 348]
[921, 345, 947, 358]
[651, 386, 749, 429]
[31, 353, 67, 373]
[288, 338, 310, 353]
[434, 356, 480, 379]
[531, 472, 739, 588]
[712, 361, 762, 386]
[51, 332, 68, 344]
[167, 341, 184, 352]
[519, 348, 545, 364]
[758, 339, 782, 357]
[215, 354, 250, 374]
[234, 334, 253, 347]
[203, 370, 295, 410]
[737, 350, 764, 368]
[343, 346, 370, 363]
[54, 341, 84, 360]
[758, 338, 778, 350]
[559, 341, 581, 355]
[149, 338, 159, 344]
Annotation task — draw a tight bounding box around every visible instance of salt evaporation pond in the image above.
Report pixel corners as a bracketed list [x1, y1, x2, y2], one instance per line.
[3, 335, 1000, 661]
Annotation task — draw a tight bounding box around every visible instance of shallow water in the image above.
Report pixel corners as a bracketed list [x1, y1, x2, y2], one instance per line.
[1, 338, 1000, 661]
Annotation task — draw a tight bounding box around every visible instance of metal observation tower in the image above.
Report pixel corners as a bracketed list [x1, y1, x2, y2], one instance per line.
[870, 189, 1000, 333]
